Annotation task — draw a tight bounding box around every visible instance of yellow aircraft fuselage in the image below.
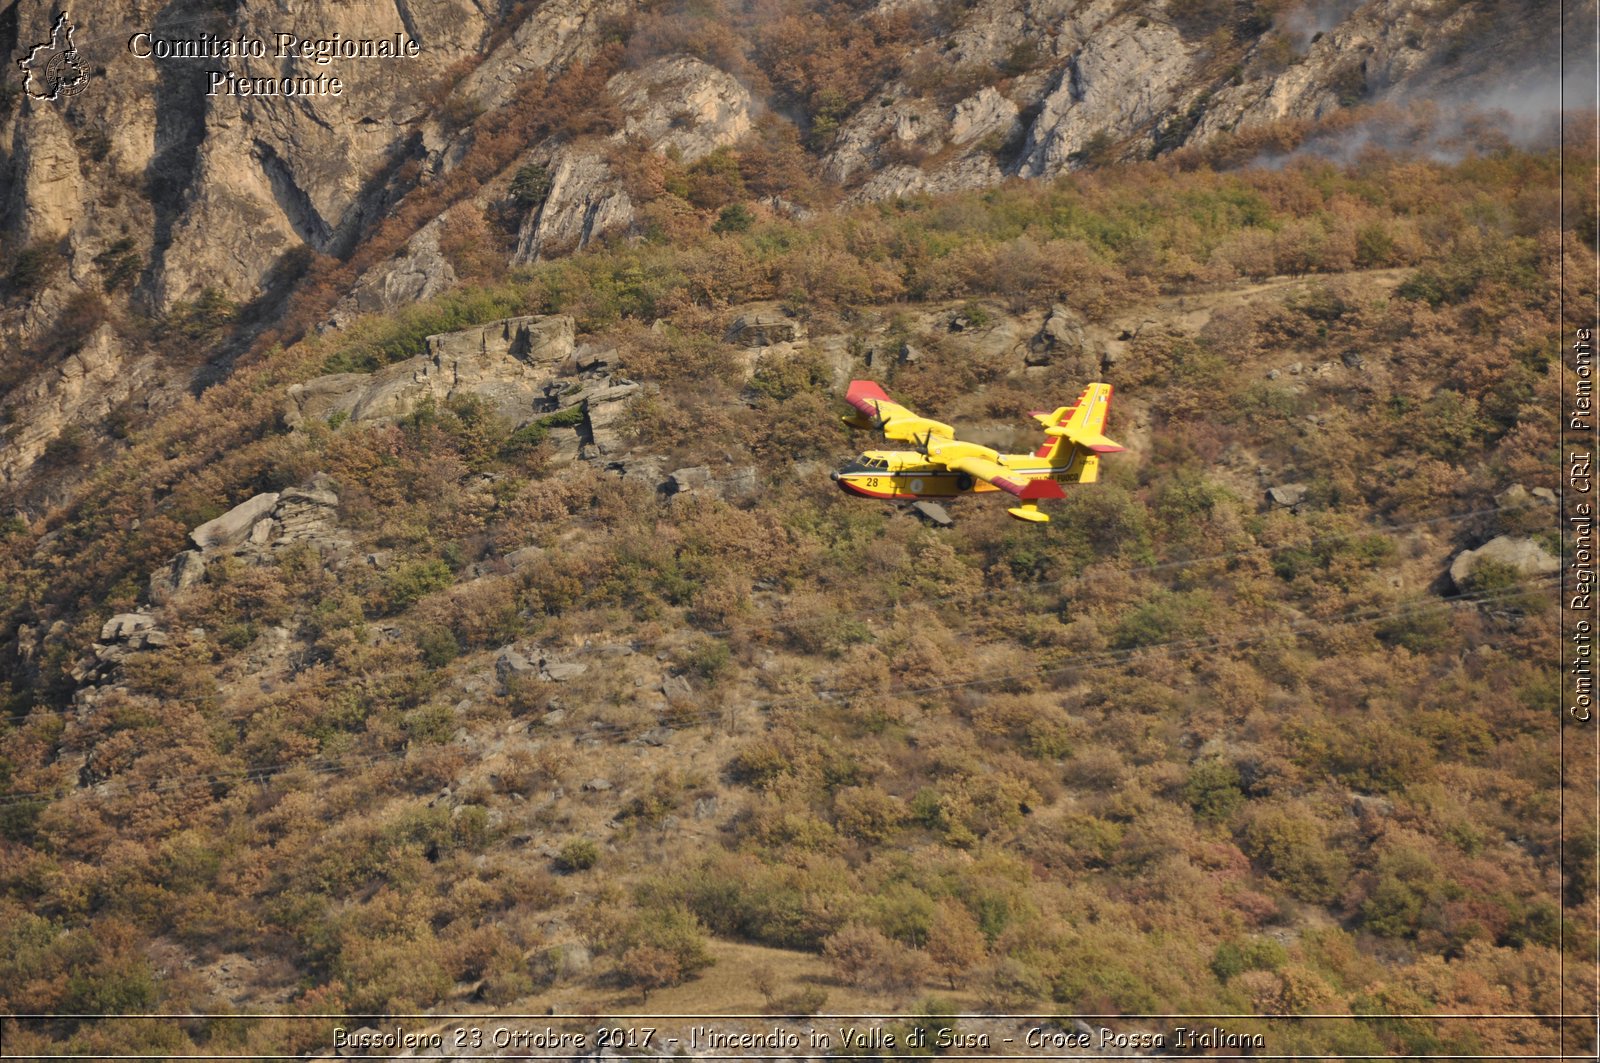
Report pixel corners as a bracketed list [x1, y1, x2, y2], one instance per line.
[832, 449, 1038, 499]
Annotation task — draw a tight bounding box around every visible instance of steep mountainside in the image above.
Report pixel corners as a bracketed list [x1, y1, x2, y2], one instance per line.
[0, 0, 1593, 1057]
[0, 0, 1577, 500]
[0, 141, 1593, 1055]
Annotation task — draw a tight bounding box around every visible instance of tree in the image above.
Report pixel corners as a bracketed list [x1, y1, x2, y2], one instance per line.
[509, 164, 553, 211]
[620, 945, 680, 1002]
[822, 923, 928, 993]
[926, 901, 985, 989]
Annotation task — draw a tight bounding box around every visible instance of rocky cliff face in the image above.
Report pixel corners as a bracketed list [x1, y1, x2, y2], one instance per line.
[0, 0, 1570, 503]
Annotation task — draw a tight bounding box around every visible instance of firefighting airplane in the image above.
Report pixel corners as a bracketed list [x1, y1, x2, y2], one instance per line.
[832, 380, 1123, 522]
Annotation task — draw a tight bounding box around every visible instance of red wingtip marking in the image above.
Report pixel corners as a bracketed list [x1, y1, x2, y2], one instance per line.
[1019, 478, 1066, 501]
[846, 380, 891, 404]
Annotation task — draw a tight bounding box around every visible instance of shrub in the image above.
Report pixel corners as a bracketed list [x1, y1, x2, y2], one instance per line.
[683, 149, 746, 210]
[1211, 937, 1288, 982]
[775, 986, 828, 1017]
[619, 907, 714, 984]
[1110, 591, 1211, 650]
[94, 238, 143, 293]
[926, 901, 986, 988]
[1185, 759, 1246, 822]
[166, 288, 239, 343]
[712, 203, 755, 234]
[414, 625, 461, 668]
[619, 944, 681, 1001]
[1069, 130, 1119, 168]
[1241, 808, 1350, 904]
[976, 957, 1048, 1009]
[379, 559, 454, 613]
[6, 240, 63, 293]
[510, 163, 553, 210]
[822, 923, 928, 993]
[555, 838, 599, 872]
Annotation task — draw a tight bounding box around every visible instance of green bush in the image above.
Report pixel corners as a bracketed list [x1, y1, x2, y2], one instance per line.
[380, 559, 454, 612]
[510, 163, 553, 210]
[1211, 936, 1288, 982]
[713, 203, 755, 234]
[555, 838, 600, 872]
[1110, 591, 1210, 650]
[621, 906, 715, 979]
[6, 240, 63, 293]
[415, 625, 461, 668]
[1242, 809, 1350, 904]
[1184, 759, 1245, 822]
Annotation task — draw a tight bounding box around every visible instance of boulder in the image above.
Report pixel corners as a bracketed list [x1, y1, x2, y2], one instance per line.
[190, 493, 280, 551]
[608, 56, 754, 164]
[577, 380, 640, 457]
[541, 660, 588, 682]
[667, 466, 714, 494]
[1018, 12, 1195, 176]
[948, 86, 1022, 147]
[1449, 535, 1560, 590]
[504, 545, 545, 568]
[720, 466, 761, 498]
[100, 612, 156, 642]
[911, 501, 954, 526]
[1028, 303, 1092, 369]
[330, 215, 456, 325]
[512, 149, 634, 263]
[148, 550, 207, 602]
[1266, 483, 1308, 508]
[1496, 484, 1557, 509]
[497, 648, 538, 685]
[726, 307, 805, 347]
[661, 675, 694, 707]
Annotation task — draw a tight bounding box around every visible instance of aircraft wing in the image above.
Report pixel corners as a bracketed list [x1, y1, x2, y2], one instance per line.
[1039, 383, 1124, 453]
[843, 380, 955, 443]
[935, 452, 1066, 502]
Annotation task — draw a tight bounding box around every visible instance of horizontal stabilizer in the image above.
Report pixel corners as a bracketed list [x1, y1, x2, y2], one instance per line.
[1043, 426, 1124, 453]
[1038, 383, 1122, 456]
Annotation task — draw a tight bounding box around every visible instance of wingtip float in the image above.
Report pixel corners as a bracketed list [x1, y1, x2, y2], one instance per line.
[833, 380, 1123, 523]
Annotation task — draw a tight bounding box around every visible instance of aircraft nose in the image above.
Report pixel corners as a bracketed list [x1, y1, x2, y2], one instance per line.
[830, 471, 840, 482]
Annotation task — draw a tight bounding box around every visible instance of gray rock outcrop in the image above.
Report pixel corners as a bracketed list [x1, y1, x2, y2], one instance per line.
[949, 87, 1024, 148]
[1027, 304, 1093, 370]
[513, 56, 755, 262]
[1018, 4, 1196, 177]
[1266, 483, 1309, 509]
[609, 57, 754, 163]
[191, 493, 282, 551]
[148, 551, 207, 605]
[726, 307, 806, 348]
[285, 316, 576, 428]
[1448, 536, 1560, 591]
